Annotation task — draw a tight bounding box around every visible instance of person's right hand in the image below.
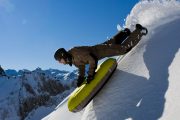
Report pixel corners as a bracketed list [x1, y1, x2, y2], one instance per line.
[76, 76, 84, 87]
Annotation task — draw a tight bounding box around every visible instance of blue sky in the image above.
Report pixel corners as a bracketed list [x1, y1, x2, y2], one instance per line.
[0, 0, 138, 71]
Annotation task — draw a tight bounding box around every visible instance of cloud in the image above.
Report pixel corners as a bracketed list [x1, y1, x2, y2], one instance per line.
[0, 0, 14, 13]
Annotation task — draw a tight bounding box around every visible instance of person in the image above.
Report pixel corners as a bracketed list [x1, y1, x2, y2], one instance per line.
[54, 24, 148, 87]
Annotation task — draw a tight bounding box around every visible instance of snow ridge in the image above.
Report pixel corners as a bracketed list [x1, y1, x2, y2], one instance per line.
[126, 0, 180, 30]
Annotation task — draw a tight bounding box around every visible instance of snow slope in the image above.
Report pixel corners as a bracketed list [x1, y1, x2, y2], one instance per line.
[43, 0, 180, 120]
[42, 95, 83, 120]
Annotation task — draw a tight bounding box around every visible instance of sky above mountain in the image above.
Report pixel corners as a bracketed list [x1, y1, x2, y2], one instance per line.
[0, 0, 138, 71]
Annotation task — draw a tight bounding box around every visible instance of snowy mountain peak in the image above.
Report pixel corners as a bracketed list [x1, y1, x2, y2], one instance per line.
[0, 68, 77, 120]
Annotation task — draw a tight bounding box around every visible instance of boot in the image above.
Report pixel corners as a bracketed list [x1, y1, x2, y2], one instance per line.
[136, 24, 148, 35]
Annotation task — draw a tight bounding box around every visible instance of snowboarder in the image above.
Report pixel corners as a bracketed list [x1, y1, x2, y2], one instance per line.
[54, 24, 148, 87]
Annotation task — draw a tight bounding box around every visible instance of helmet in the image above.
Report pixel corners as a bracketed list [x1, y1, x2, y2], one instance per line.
[54, 48, 68, 60]
[54, 48, 72, 66]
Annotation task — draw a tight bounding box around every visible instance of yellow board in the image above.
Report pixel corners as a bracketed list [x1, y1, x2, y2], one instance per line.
[68, 58, 117, 112]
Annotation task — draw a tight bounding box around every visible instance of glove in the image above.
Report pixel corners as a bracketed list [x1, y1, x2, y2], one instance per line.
[86, 75, 94, 84]
[76, 76, 84, 87]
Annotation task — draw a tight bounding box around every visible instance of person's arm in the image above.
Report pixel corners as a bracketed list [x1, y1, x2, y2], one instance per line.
[86, 55, 97, 78]
[77, 65, 85, 78]
[75, 65, 85, 87]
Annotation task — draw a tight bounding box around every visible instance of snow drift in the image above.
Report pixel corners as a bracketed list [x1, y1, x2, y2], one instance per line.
[43, 0, 180, 120]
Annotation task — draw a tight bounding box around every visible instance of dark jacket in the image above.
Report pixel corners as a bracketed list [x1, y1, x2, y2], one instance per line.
[68, 29, 142, 78]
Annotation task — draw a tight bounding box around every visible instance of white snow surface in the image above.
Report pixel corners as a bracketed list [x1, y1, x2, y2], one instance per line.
[42, 0, 180, 120]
